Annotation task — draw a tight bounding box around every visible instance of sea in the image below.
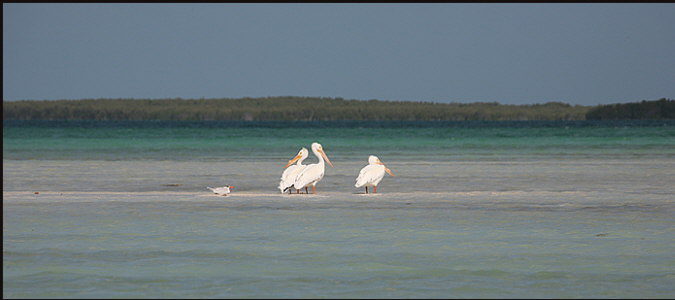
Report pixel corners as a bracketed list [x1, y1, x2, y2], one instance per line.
[3, 120, 675, 298]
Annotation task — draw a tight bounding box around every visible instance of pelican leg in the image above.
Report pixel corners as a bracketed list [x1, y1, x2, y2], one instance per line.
[365, 187, 368, 194]
[374, 186, 377, 194]
[305, 187, 309, 194]
[311, 185, 316, 194]
[296, 189, 300, 194]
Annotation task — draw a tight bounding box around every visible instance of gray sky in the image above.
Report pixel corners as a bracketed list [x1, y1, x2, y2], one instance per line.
[3, 3, 675, 105]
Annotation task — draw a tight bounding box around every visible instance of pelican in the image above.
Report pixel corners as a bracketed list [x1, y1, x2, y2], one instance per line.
[207, 185, 234, 196]
[293, 142, 334, 194]
[278, 147, 309, 194]
[355, 155, 394, 194]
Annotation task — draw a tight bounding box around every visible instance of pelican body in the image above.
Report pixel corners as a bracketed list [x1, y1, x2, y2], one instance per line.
[207, 185, 234, 196]
[355, 155, 394, 194]
[293, 142, 333, 194]
[278, 147, 309, 193]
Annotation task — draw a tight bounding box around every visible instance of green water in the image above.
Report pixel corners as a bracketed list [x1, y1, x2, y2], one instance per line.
[4, 120, 675, 161]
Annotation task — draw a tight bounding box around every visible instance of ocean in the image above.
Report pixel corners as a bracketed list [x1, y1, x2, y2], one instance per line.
[3, 120, 675, 298]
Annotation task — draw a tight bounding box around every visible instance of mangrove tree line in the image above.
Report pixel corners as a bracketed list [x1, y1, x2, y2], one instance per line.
[3, 97, 593, 121]
[585, 98, 674, 120]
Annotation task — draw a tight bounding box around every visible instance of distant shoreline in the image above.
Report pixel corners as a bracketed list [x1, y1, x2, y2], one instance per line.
[3, 97, 673, 121]
[5, 119, 675, 129]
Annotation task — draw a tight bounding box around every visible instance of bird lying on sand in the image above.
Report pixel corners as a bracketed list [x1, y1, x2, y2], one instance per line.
[207, 185, 234, 196]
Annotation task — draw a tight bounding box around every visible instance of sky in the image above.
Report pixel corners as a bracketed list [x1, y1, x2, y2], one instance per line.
[3, 3, 675, 106]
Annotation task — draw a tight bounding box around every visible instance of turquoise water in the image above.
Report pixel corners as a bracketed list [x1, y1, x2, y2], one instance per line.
[3, 120, 675, 298]
[4, 120, 675, 162]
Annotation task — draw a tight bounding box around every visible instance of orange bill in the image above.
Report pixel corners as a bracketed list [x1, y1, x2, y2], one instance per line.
[320, 149, 334, 168]
[284, 154, 302, 168]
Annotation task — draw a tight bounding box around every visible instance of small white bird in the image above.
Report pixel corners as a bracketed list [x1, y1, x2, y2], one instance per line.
[207, 185, 234, 196]
[278, 147, 309, 194]
[293, 142, 334, 194]
[355, 155, 394, 194]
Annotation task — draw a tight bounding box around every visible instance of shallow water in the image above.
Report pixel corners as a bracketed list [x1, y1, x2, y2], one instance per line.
[3, 120, 675, 298]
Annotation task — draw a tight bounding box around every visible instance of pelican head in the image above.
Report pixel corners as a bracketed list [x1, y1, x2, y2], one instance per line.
[369, 154, 394, 176]
[284, 147, 309, 168]
[312, 142, 333, 168]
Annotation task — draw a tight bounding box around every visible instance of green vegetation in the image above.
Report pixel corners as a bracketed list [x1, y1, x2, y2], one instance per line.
[3, 96, 594, 121]
[4, 96, 673, 121]
[585, 98, 675, 120]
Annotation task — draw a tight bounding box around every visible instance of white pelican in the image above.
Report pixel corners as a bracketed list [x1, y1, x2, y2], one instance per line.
[207, 185, 234, 196]
[355, 155, 394, 194]
[293, 142, 334, 194]
[278, 147, 309, 194]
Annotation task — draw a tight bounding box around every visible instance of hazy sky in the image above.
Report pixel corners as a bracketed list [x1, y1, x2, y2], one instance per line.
[3, 3, 675, 105]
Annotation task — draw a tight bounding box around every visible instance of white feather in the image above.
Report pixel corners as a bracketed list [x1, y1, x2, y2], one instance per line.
[278, 148, 309, 193]
[355, 164, 386, 188]
[354, 155, 393, 193]
[293, 142, 333, 194]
